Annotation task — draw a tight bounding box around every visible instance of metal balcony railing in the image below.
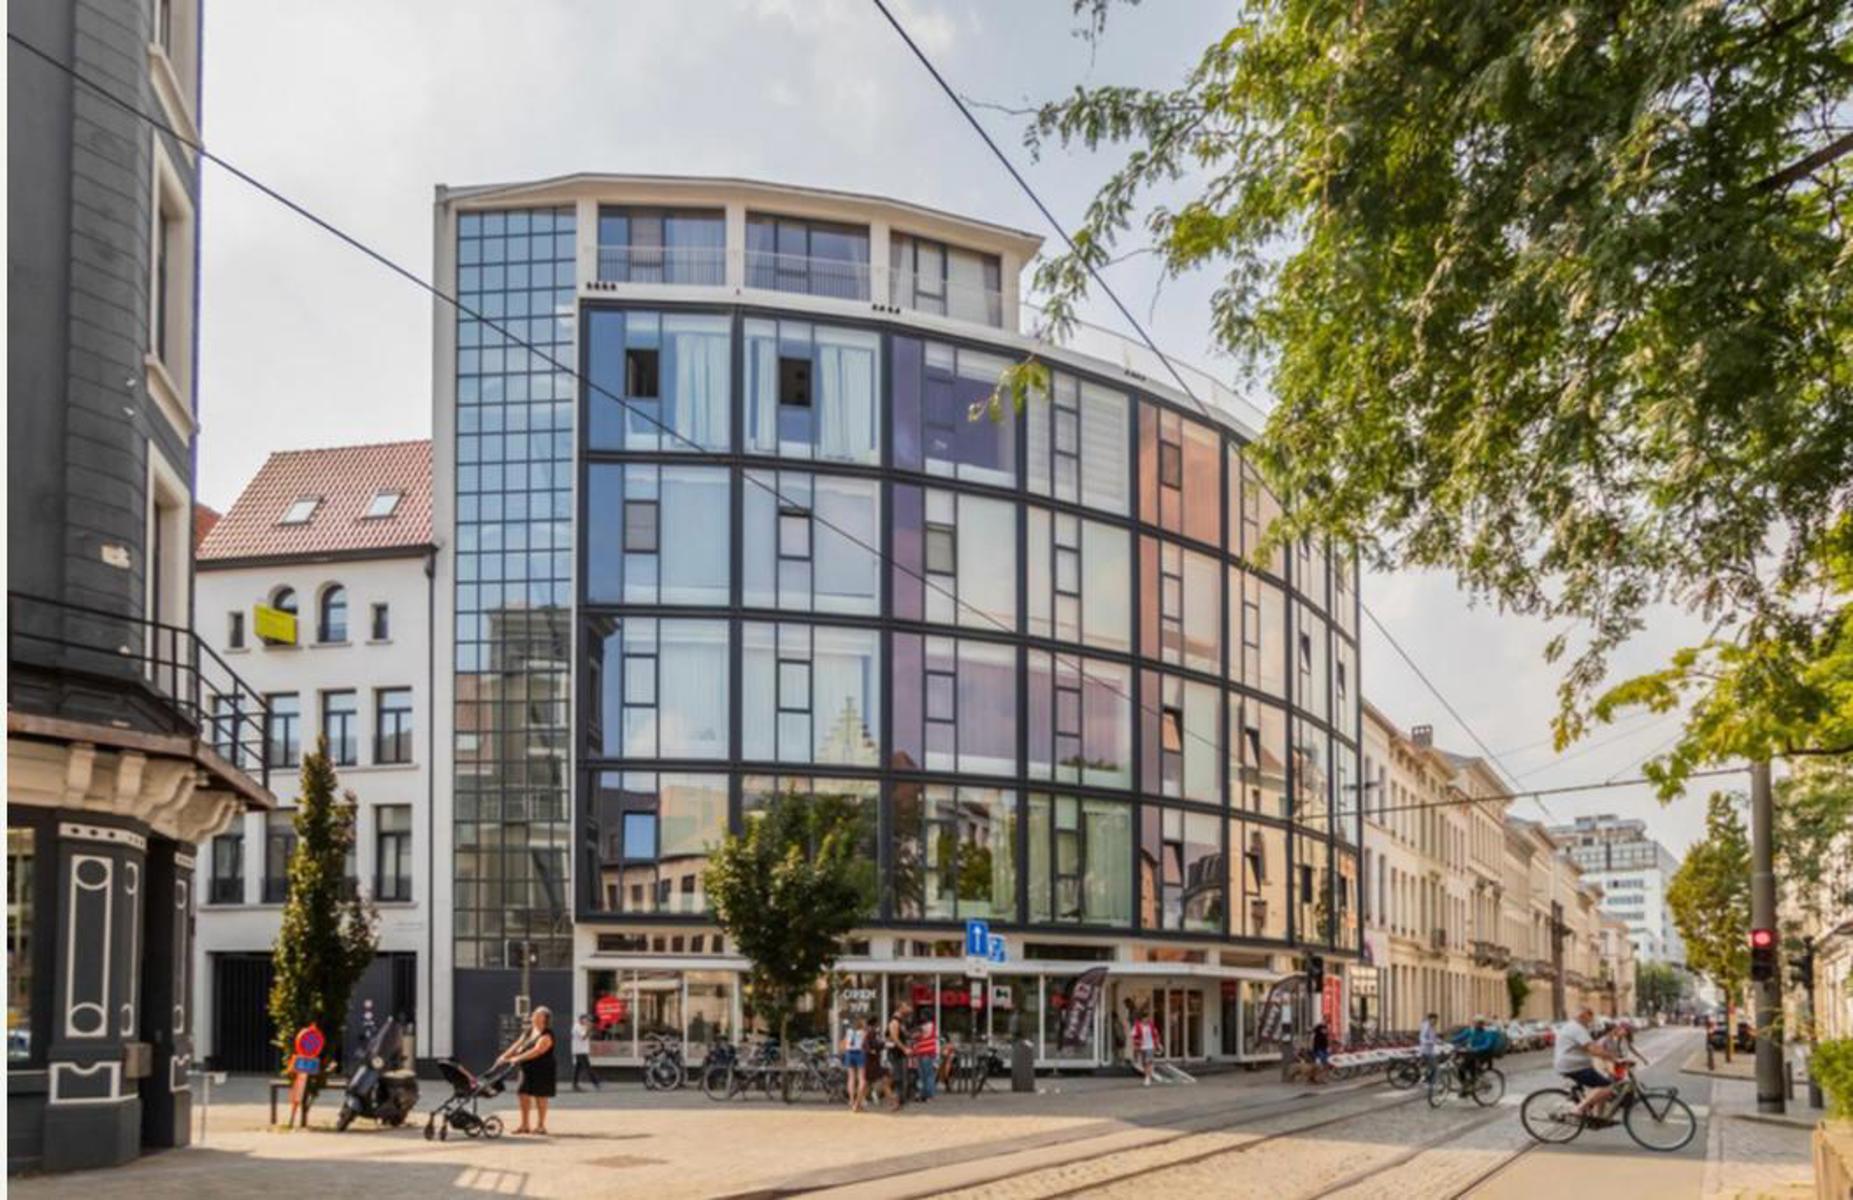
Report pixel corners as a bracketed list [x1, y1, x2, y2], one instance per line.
[889, 270, 1004, 328]
[595, 244, 727, 286]
[8, 590, 270, 790]
[744, 250, 870, 301]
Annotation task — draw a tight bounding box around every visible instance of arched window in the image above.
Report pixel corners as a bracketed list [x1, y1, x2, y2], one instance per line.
[272, 586, 297, 615]
[318, 584, 348, 643]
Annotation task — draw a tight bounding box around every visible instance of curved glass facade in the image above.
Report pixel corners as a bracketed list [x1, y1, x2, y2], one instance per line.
[572, 304, 1361, 954]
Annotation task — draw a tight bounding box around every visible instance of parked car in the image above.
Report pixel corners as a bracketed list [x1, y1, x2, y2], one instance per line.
[1708, 1020, 1755, 1053]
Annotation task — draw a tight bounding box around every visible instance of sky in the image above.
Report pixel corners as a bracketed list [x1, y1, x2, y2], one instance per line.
[195, 0, 1732, 856]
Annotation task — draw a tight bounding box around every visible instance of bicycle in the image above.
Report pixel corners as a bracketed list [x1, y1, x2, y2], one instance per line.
[1519, 1057, 1697, 1152]
[642, 1033, 686, 1091]
[1426, 1049, 1505, 1107]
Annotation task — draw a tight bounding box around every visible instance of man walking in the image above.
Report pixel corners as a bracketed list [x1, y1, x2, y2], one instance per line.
[1418, 1012, 1441, 1083]
[571, 1013, 601, 1091]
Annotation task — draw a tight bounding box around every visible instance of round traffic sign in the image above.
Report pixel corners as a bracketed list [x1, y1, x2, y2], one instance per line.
[294, 1024, 324, 1059]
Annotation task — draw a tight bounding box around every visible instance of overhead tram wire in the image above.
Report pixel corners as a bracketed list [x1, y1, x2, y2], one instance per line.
[2, 31, 1238, 774]
[1331, 764, 1746, 824]
[868, 0, 1560, 821]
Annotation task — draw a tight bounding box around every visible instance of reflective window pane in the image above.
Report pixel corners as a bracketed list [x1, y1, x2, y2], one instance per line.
[586, 311, 731, 452]
[745, 320, 881, 464]
[892, 784, 1017, 922]
[742, 622, 881, 767]
[743, 471, 880, 615]
[1027, 651, 1132, 790]
[1027, 793, 1133, 927]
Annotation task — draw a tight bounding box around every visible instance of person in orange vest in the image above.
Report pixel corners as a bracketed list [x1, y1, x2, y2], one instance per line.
[911, 1008, 939, 1101]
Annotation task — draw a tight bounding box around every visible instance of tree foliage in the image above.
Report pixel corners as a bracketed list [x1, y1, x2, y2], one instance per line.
[1635, 961, 1687, 1015]
[1666, 793, 1752, 1014]
[1013, 0, 1853, 790]
[268, 741, 378, 1090]
[702, 790, 866, 1047]
[1775, 753, 1853, 915]
[1506, 968, 1531, 1020]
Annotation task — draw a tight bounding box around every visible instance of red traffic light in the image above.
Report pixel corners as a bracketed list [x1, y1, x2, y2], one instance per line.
[1750, 928, 1776, 949]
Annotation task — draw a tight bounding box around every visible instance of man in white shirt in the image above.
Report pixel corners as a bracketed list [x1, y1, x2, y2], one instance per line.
[1418, 1012, 1440, 1082]
[1554, 1007, 1620, 1117]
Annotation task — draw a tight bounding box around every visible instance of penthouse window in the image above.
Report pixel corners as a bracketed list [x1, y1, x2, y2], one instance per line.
[745, 214, 871, 300]
[596, 207, 725, 285]
[889, 232, 1003, 326]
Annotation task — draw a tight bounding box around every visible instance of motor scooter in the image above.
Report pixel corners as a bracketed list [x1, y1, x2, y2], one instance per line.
[336, 1017, 420, 1130]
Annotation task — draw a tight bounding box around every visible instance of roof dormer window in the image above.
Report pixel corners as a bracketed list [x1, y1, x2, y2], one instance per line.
[363, 490, 402, 519]
[280, 497, 319, 525]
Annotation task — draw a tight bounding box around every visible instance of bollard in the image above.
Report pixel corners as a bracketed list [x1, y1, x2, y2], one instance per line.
[1012, 1038, 1035, 1093]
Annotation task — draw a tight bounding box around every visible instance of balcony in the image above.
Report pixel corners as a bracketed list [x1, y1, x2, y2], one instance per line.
[8, 591, 273, 829]
[744, 250, 870, 301]
[1472, 940, 1511, 969]
[594, 244, 727, 287]
[1430, 926, 1448, 952]
[889, 269, 1004, 328]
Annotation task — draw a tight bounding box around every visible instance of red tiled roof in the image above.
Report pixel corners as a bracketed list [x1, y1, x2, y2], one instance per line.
[199, 440, 432, 563]
[192, 503, 222, 550]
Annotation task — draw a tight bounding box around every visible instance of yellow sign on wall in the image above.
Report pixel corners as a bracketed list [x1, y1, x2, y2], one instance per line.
[254, 604, 297, 645]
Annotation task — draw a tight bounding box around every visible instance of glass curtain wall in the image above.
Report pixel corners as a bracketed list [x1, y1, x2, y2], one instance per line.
[454, 205, 577, 969]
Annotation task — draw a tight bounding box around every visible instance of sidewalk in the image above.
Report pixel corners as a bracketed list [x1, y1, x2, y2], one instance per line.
[1703, 1077, 1816, 1200]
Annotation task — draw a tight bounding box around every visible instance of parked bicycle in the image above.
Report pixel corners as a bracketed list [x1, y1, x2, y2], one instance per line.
[642, 1033, 686, 1091]
[780, 1037, 847, 1104]
[1519, 1056, 1697, 1152]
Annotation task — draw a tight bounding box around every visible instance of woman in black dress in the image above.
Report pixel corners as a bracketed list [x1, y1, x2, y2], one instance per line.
[495, 1006, 557, 1134]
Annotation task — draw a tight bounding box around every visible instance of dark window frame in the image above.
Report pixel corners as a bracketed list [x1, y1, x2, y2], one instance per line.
[374, 687, 414, 765]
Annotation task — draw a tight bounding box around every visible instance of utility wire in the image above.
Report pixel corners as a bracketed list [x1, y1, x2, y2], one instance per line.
[2, 30, 1240, 780]
[1332, 765, 1745, 824]
[869, 0, 1559, 823]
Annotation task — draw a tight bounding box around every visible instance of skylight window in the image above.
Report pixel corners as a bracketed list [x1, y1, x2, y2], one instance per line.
[280, 497, 320, 525]
[363, 490, 403, 519]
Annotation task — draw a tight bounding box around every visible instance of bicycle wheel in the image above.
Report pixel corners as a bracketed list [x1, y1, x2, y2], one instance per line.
[1427, 1065, 1453, 1107]
[1624, 1091, 1698, 1152]
[1520, 1089, 1586, 1144]
[1387, 1058, 1420, 1090]
[1470, 1067, 1506, 1107]
[701, 1065, 730, 1102]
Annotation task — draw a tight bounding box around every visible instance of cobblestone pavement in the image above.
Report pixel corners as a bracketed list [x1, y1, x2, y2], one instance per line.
[10, 1028, 1820, 1198]
[1700, 1078, 1815, 1200]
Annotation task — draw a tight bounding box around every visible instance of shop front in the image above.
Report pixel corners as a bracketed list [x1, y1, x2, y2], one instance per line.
[576, 936, 1292, 1068]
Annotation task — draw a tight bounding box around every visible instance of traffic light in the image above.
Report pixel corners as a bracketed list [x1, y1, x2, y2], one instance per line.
[1750, 927, 1777, 983]
[1789, 941, 1816, 991]
[1306, 954, 1326, 994]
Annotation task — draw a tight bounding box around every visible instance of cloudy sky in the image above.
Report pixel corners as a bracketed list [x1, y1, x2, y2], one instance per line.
[195, 0, 1730, 854]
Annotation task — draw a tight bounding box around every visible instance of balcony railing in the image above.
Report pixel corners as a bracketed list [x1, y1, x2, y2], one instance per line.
[595, 244, 727, 286]
[744, 250, 870, 301]
[889, 270, 1004, 328]
[8, 590, 270, 790]
[1472, 939, 1511, 969]
[1430, 927, 1448, 951]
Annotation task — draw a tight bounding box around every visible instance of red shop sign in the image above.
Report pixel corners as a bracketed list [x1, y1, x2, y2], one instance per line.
[595, 993, 627, 1026]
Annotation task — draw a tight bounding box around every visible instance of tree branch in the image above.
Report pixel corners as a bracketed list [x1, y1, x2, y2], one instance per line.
[1755, 131, 1853, 193]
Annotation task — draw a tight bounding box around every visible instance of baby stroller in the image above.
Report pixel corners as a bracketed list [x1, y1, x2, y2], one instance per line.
[423, 1057, 515, 1140]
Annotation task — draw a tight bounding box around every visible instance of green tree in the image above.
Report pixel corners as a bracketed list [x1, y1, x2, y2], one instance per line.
[1635, 962, 1686, 1016]
[1004, 0, 1853, 790]
[1667, 793, 1752, 1057]
[1775, 755, 1853, 915]
[268, 742, 378, 1091]
[1506, 969, 1531, 1020]
[703, 789, 866, 1054]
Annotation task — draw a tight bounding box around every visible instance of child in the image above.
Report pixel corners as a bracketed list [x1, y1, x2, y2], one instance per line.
[842, 1016, 869, 1113]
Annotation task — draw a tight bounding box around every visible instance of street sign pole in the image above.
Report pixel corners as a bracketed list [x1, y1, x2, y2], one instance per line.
[1750, 760, 1785, 1115]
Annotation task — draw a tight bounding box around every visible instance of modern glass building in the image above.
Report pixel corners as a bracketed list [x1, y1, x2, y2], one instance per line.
[431, 176, 1361, 1069]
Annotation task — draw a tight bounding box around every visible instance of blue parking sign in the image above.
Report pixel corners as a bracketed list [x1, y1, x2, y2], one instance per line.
[988, 934, 1007, 964]
[965, 919, 990, 958]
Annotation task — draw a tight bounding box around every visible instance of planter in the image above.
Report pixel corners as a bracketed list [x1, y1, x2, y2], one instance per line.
[1814, 1119, 1853, 1199]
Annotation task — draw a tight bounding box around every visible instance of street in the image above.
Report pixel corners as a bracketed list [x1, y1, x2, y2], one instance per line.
[8, 1027, 1816, 1198]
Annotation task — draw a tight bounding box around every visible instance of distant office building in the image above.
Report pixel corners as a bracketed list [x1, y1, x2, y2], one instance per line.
[1548, 814, 1684, 966]
[192, 442, 436, 1073]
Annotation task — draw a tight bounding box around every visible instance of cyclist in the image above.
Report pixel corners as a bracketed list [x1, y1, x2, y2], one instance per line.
[1451, 1017, 1499, 1089]
[1554, 1007, 1623, 1121]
